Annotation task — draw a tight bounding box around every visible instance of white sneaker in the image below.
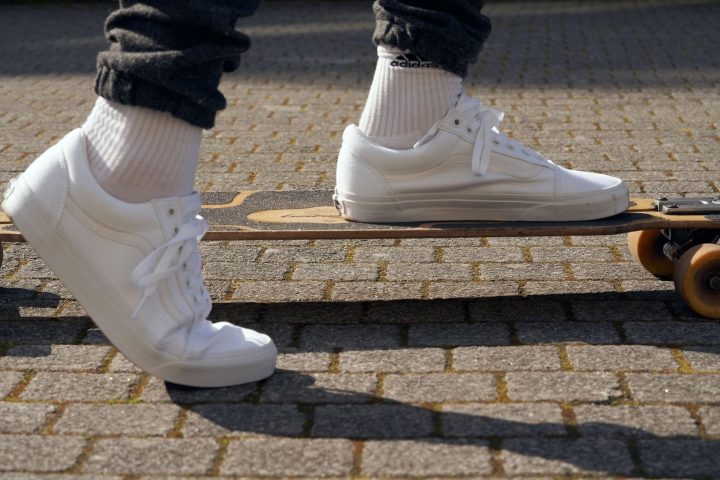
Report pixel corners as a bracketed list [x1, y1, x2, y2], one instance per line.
[2, 129, 276, 387]
[335, 94, 629, 222]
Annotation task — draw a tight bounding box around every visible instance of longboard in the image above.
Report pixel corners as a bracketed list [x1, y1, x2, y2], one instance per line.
[0, 190, 718, 241]
[1, 190, 719, 318]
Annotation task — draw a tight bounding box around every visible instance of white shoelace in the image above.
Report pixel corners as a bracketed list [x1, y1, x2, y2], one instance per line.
[415, 94, 548, 176]
[130, 215, 211, 322]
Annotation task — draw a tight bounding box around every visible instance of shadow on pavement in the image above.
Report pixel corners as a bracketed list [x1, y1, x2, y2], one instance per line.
[0, 1, 718, 89]
[163, 369, 718, 477]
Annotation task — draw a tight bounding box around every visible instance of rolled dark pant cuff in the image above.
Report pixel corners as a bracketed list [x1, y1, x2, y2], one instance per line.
[372, 0, 491, 78]
[95, 66, 219, 129]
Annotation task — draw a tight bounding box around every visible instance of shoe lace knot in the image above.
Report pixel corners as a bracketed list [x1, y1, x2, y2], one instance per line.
[130, 214, 210, 322]
[418, 94, 550, 176]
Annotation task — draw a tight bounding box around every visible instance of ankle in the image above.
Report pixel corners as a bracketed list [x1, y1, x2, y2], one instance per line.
[83, 98, 202, 202]
[359, 46, 462, 149]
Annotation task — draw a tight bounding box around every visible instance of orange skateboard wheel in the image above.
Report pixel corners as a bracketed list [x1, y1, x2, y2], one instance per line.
[627, 230, 675, 279]
[673, 243, 720, 319]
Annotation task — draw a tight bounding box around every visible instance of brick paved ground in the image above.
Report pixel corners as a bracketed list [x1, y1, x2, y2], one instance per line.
[1, 0, 719, 478]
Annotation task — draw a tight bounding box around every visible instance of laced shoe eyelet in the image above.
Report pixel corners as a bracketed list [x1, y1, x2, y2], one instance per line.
[454, 119, 460, 126]
[168, 208, 175, 216]
[174, 227, 179, 234]
[467, 127, 473, 133]
[492, 139, 500, 145]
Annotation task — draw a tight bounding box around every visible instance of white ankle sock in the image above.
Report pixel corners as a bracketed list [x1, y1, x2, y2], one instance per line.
[359, 46, 463, 150]
[82, 98, 202, 203]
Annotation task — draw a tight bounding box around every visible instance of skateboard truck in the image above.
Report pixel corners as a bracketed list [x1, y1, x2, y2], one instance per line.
[654, 197, 720, 215]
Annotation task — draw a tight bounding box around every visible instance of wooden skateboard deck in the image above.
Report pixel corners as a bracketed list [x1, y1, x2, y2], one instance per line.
[0, 190, 719, 241]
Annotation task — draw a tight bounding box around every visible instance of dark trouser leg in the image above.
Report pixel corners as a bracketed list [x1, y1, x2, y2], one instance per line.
[372, 0, 491, 78]
[95, 0, 261, 129]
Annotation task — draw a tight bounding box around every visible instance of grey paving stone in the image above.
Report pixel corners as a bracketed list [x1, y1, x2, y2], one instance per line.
[626, 373, 720, 403]
[0, 371, 24, 397]
[21, 372, 137, 402]
[352, 246, 435, 263]
[260, 245, 347, 263]
[571, 300, 670, 322]
[184, 404, 304, 437]
[0, 402, 55, 434]
[699, 406, 720, 437]
[263, 302, 364, 324]
[507, 372, 621, 402]
[362, 439, 493, 477]
[80, 328, 110, 345]
[442, 246, 524, 263]
[486, 236, 565, 247]
[221, 438, 354, 477]
[332, 281, 424, 301]
[443, 403, 565, 437]
[469, 298, 566, 322]
[625, 322, 720, 345]
[528, 246, 614, 262]
[313, 404, 433, 438]
[565, 345, 678, 371]
[54, 404, 180, 436]
[682, 347, 720, 371]
[516, 322, 621, 345]
[408, 323, 511, 347]
[523, 280, 616, 296]
[639, 439, 720, 478]
[300, 324, 402, 350]
[108, 352, 142, 373]
[140, 376, 258, 403]
[387, 263, 473, 281]
[0, 320, 87, 344]
[203, 261, 286, 280]
[86, 438, 218, 476]
[276, 348, 331, 372]
[245, 323, 294, 348]
[231, 280, 326, 302]
[293, 263, 378, 281]
[382, 373, 496, 403]
[0, 344, 110, 371]
[365, 300, 465, 323]
[0, 434, 86, 472]
[261, 372, 376, 403]
[480, 263, 567, 282]
[339, 348, 446, 373]
[571, 263, 651, 281]
[574, 405, 697, 437]
[501, 438, 634, 475]
[428, 280, 520, 299]
[453, 346, 560, 371]
[1, 475, 122, 480]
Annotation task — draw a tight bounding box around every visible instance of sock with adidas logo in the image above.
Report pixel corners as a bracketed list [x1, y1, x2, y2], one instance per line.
[358, 46, 463, 150]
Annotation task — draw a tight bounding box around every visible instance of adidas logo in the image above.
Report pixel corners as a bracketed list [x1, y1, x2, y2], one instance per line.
[390, 54, 440, 69]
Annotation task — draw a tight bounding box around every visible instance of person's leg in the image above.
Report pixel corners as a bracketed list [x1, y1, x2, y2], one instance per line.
[3, 0, 277, 387]
[359, 0, 490, 149]
[86, 0, 260, 202]
[337, 0, 629, 222]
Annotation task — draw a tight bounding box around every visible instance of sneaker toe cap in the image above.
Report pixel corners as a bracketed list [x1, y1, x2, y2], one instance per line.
[558, 168, 625, 196]
[195, 322, 275, 357]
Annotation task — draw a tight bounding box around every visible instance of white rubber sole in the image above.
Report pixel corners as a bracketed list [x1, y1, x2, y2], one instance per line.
[3, 176, 276, 388]
[334, 184, 629, 223]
